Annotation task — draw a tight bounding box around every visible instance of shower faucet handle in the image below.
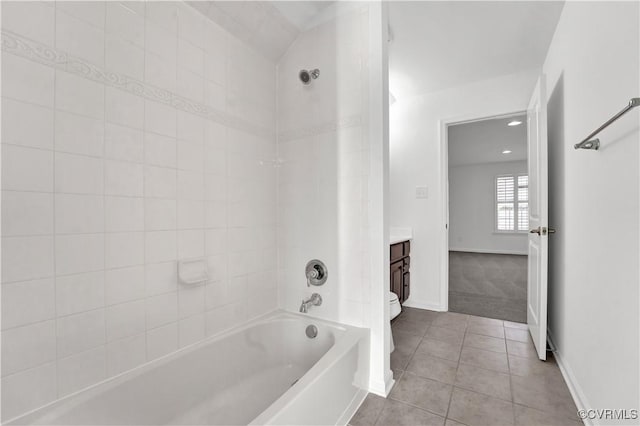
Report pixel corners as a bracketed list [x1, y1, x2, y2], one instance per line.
[306, 268, 319, 287]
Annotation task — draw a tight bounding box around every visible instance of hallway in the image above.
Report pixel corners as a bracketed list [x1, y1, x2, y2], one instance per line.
[349, 308, 579, 425]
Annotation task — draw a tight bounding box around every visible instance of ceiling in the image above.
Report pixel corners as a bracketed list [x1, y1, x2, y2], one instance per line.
[448, 114, 527, 166]
[389, 1, 565, 100]
[188, 1, 333, 62]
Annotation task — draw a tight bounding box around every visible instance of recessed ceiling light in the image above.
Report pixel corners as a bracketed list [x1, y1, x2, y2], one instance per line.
[502, 150, 512, 154]
[507, 120, 522, 126]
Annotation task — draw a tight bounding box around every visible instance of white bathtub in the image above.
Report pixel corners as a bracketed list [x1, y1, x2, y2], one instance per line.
[8, 311, 369, 426]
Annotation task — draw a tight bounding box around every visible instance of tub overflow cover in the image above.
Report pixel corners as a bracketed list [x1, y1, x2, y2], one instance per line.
[306, 325, 318, 339]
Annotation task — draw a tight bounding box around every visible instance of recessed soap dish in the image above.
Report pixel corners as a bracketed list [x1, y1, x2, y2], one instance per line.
[178, 258, 209, 285]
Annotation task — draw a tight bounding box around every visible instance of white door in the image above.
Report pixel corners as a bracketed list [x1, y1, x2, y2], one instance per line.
[526, 76, 549, 361]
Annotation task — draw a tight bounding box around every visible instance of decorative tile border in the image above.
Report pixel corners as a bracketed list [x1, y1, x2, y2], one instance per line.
[277, 114, 363, 143]
[1, 29, 273, 139]
[2, 29, 363, 146]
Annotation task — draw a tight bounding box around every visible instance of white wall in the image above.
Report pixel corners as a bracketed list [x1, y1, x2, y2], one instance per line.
[1, 1, 278, 420]
[449, 160, 528, 255]
[389, 69, 538, 310]
[542, 2, 639, 421]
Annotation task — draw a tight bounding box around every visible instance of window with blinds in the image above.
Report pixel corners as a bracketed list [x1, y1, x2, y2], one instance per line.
[496, 174, 529, 232]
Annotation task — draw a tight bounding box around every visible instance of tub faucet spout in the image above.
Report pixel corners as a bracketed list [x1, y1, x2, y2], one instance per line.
[299, 293, 322, 313]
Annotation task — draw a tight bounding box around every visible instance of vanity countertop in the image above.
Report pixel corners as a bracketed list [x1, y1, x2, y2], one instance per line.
[390, 227, 413, 245]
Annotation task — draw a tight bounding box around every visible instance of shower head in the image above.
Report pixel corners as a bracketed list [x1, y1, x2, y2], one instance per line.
[299, 69, 320, 85]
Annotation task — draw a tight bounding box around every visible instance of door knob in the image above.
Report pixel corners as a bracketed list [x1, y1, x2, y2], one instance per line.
[530, 227, 556, 236]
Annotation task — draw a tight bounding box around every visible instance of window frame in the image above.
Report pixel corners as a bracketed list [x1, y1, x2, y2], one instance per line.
[494, 173, 529, 234]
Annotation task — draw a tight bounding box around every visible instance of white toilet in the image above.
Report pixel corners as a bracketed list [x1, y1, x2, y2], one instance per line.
[389, 291, 402, 353]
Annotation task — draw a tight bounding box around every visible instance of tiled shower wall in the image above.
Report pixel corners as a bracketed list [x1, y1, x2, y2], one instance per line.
[1, 1, 277, 420]
[277, 4, 372, 328]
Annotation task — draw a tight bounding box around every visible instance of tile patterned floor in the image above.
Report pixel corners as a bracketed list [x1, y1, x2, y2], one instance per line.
[449, 252, 527, 323]
[349, 308, 580, 426]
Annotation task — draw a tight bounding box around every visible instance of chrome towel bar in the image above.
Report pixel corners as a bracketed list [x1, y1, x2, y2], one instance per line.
[574, 97, 640, 150]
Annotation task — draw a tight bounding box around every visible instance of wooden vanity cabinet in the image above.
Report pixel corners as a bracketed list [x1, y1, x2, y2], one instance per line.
[390, 241, 410, 304]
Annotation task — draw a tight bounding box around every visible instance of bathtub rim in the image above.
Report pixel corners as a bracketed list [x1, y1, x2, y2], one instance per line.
[6, 309, 361, 425]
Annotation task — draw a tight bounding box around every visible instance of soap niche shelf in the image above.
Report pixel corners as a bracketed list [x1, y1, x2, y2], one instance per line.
[178, 258, 209, 285]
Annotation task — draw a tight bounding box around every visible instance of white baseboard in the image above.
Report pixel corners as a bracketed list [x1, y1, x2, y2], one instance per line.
[401, 298, 446, 312]
[547, 329, 590, 426]
[368, 374, 395, 397]
[449, 247, 528, 255]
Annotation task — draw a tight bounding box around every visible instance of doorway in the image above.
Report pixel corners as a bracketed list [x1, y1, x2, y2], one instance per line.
[446, 113, 528, 322]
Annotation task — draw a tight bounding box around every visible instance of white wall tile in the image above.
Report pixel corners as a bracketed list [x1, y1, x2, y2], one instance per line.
[177, 200, 204, 229]
[55, 234, 104, 275]
[56, 1, 105, 28]
[178, 314, 205, 348]
[105, 265, 145, 305]
[204, 176, 227, 200]
[106, 334, 146, 376]
[146, 292, 178, 329]
[177, 171, 204, 200]
[105, 2, 145, 47]
[1, 362, 57, 421]
[105, 87, 145, 130]
[145, 101, 177, 138]
[177, 4, 205, 49]
[57, 346, 106, 397]
[104, 160, 144, 197]
[144, 166, 177, 199]
[205, 80, 226, 112]
[145, 199, 177, 231]
[1, 1, 55, 45]
[105, 196, 144, 232]
[55, 72, 104, 120]
[145, 261, 178, 297]
[204, 51, 227, 87]
[146, 21, 177, 62]
[56, 271, 105, 317]
[178, 141, 204, 172]
[1, 54, 55, 108]
[2, 191, 54, 237]
[106, 300, 146, 341]
[55, 153, 104, 195]
[146, 2, 178, 34]
[205, 229, 227, 255]
[178, 230, 205, 259]
[178, 38, 204, 76]
[177, 67, 204, 102]
[105, 34, 145, 80]
[55, 9, 105, 67]
[2, 145, 53, 193]
[205, 201, 227, 228]
[1, 278, 55, 330]
[146, 322, 178, 360]
[206, 254, 227, 282]
[178, 284, 205, 319]
[55, 194, 104, 234]
[177, 111, 205, 145]
[1, 320, 56, 376]
[56, 309, 105, 358]
[145, 231, 177, 264]
[1, 98, 54, 150]
[145, 133, 177, 168]
[55, 110, 104, 157]
[105, 232, 144, 269]
[144, 51, 177, 92]
[1, 236, 54, 283]
[105, 123, 144, 163]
